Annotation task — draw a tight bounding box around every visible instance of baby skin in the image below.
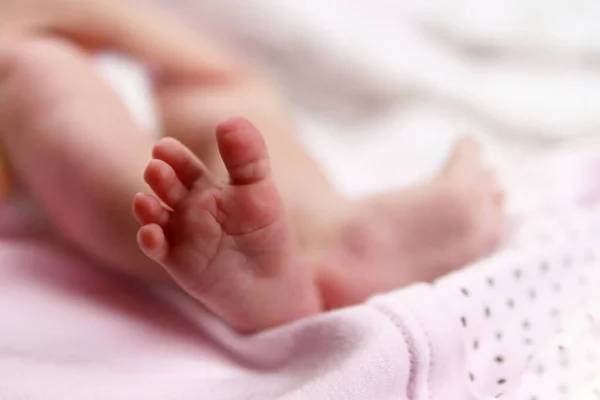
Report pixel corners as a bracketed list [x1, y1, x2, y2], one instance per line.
[134, 118, 503, 331]
[0, 36, 503, 333]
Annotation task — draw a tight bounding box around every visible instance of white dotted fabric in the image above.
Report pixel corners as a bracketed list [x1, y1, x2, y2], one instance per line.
[436, 206, 600, 400]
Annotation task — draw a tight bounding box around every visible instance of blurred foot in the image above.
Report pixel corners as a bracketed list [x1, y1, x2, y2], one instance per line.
[318, 138, 505, 308]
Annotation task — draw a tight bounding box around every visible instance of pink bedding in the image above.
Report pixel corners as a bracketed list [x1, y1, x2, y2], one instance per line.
[2, 150, 600, 399]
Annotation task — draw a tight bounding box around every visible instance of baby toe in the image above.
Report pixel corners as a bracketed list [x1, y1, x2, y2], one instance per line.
[144, 159, 188, 208]
[153, 137, 214, 190]
[137, 223, 169, 262]
[133, 192, 170, 226]
[216, 117, 272, 186]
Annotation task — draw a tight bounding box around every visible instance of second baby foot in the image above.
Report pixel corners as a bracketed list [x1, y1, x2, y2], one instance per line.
[133, 117, 320, 332]
[318, 138, 505, 308]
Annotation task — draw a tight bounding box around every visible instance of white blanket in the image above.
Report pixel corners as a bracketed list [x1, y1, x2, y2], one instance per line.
[134, 0, 600, 200]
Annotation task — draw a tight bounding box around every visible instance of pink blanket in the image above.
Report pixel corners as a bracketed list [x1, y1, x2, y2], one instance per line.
[0, 238, 468, 399]
[2, 152, 600, 399]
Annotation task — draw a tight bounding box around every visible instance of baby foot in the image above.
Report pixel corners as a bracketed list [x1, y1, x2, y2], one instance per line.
[133, 117, 320, 331]
[439, 138, 505, 254]
[318, 138, 505, 308]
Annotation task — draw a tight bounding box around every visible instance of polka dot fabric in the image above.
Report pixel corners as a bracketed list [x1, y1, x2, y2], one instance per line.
[435, 206, 600, 399]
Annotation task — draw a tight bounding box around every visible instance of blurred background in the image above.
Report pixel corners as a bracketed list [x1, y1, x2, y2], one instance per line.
[103, 0, 600, 203]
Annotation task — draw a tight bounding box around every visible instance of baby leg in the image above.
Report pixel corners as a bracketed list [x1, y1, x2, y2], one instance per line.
[0, 37, 166, 280]
[154, 77, 506, 312]
[0, 37, 320, 332]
